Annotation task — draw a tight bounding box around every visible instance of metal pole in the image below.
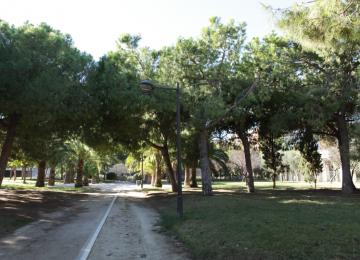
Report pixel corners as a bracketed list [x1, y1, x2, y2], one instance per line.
[141, 154, 144, 189]
[176, 82, 183, 217]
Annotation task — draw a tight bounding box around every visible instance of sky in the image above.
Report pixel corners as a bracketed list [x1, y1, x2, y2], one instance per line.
[0, 0, 301, 60]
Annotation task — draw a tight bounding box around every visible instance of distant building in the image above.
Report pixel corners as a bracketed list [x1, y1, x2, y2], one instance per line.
[5, 167, 41, 179]
[108, 163, 128, 178]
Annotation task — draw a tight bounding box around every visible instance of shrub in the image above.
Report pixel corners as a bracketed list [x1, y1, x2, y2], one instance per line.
[106, 172, 117, 180]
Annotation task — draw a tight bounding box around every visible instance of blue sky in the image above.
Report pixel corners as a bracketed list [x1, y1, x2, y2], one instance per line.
[1, 0, 301, 59]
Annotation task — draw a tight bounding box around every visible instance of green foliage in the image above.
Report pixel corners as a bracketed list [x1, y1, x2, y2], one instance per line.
[275, 0, 360, 54]
[106, 172, 117, 180]
[271, 0, 360, 193]
[0, 20, 92, 127]
[259, 132, 286, 181]
[85, 51, 143, 152]
[0, 21, 93, 182]
[282, 150, 307, 175]
[173, 17, 247, 129]
[296, 129, 323, 183]
[1, 6, 359, 194]
[208, 146, 230, 177]
[271, 0, 360, 137]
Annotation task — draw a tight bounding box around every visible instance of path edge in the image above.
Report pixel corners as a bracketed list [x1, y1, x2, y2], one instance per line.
[76, 195, 117, 260]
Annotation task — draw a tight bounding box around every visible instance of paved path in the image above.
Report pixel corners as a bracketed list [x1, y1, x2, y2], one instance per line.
[0, 182, 189, 260]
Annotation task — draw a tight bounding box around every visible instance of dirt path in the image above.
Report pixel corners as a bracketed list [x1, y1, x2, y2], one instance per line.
[88, 196, 189, 260]
[0, 193, 113, 260]
[0, 183, 189, 260]
[0, 190, 88, 237]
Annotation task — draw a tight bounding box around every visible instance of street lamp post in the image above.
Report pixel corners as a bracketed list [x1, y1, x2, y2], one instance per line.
[141, 153, 144, 189]
[139, 80, 183, 217]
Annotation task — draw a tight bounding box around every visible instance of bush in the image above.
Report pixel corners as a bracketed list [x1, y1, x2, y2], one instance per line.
[253, 167, 267, 180]
[106, 172, 117, 180]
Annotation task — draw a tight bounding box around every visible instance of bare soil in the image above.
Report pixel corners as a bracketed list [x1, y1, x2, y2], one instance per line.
[0, 189, 87, 237]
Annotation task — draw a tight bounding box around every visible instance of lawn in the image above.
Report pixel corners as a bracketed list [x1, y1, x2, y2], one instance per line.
[150, 183, 360, 260]
[1, 179, 90, 192]
[211, 180, 343, 191]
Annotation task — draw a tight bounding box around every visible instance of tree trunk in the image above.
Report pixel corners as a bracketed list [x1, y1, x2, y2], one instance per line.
[48, 166, 56, 186]
[75, 158, 84, 188]
[36, 160, 46, 187]
[154, 152, 162, 187]
[60, 165, 64, 180]
[12, 167, 17, 181]
[272, 174, 276, 189]
[69, 167, 75, 183]
[83, 175, 89, 186]
[0, 115, 19, 186]
[151, 172, 156, 186]
[22, 167, 26, 184]
[337, 114, 357, 194]
[92, 172, 99, 184]
[351, 165, 355, 179]
[172, 162, 177, 182]
[160, 147, 178, 192]
[238, 131, 255, 193]
[64, 170, 70, 184]
[190, 162, 198, 188]
[199, 128, 212, 196]
[184, 165, 191, 187]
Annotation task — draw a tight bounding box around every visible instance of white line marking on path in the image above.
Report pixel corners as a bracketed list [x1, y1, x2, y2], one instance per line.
[76, 196, 117, 260]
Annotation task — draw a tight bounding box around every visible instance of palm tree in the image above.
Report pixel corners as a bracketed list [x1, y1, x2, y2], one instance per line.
[65, 139, 93, 188]
[47, 144, 70, 186]
[208, 147, 230, 180]
[125, 147, 164, 187]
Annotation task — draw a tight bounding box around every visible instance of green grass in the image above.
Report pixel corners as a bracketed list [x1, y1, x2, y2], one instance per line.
[154, 187, 360, 260]
[141, 187, 172, 193]
[1, 185, 87, 192]
[211, 180, 342, 191]
[0, 180, 89, 192]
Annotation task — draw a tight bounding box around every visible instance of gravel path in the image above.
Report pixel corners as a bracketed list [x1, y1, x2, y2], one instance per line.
[0, 182, 189, 260]
[88, 197, 189, 260]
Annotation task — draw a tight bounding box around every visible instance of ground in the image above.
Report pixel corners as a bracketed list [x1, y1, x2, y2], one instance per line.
[0, 189, 87, 237]
[88, 197, 188, 260]
[0, 181, 189, 260]
[150, 184, 360, 260]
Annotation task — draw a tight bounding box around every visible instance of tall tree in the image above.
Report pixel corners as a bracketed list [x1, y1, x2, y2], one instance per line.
[296, 129, 323, 189]
[172, 17, 248, 195]
[259, 132, 286, 189]
[113, 35, 180, 192]
[273, 0, 360, 193]
[0, 21, 92, 186]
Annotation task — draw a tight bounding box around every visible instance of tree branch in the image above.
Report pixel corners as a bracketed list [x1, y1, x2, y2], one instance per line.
[146, 139, 164, 150]
[205, 80, 258, 130]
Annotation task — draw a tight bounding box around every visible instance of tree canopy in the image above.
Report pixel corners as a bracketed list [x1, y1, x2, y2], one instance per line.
[0, 2, 359, 195]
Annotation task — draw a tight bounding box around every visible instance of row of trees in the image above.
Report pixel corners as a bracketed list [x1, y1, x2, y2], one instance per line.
[0, 21, 122, 187]
[0, 0, 359, 195]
